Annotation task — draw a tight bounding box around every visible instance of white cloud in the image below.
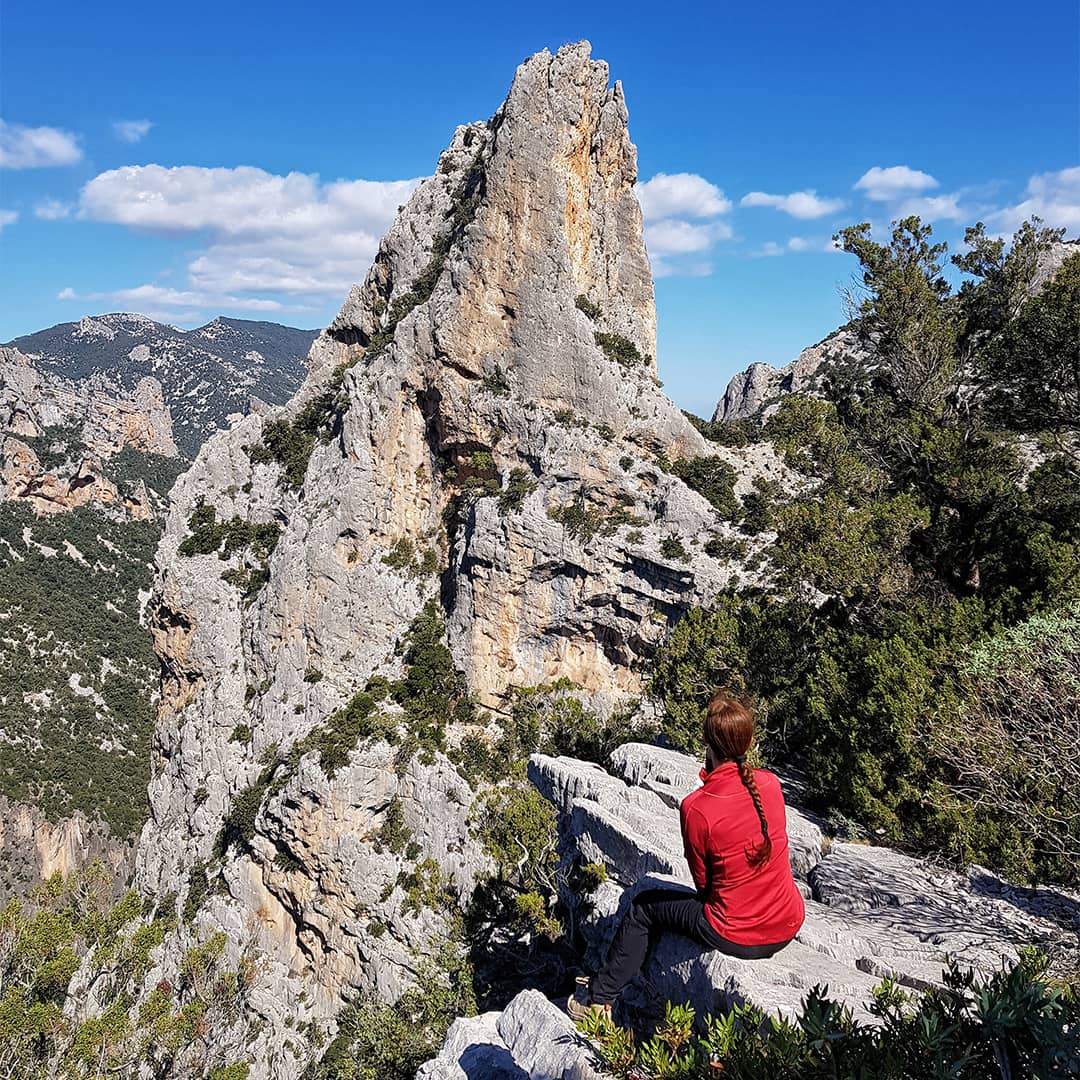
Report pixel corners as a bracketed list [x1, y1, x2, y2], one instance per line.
[644, 218, 731, 257]
[112, 119, 153, 143]
[0, 120, 82, 169]
[740, 190, 846, 219]
[894, 192, 966, 222]
[637, 172, 732, 277]
[854, 165, 938, 201]
[990, 167, 1080, 232]
[58, 282, 292, 315]
[34, 198, 73, 220]
[637, 172, 731, 221]
[75, 164, 422, 310]
[753, 235, 841, 258]
[0, 209, 17, 232]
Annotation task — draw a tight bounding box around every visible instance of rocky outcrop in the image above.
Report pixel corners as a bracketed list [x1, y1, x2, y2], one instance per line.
[0, 345, 176, 517]
[8, 314, 312, 457]
[422, 744, 1080, 1078]
[419, 991, 603, 1080]
[0, 793, 133, 904]
[713, 240, 1080, 425]
[712, 327, 863, 423]
[131, 41, 791, 1079]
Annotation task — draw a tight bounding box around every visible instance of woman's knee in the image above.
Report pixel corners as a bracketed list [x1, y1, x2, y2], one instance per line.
[628, 887, 675, 923]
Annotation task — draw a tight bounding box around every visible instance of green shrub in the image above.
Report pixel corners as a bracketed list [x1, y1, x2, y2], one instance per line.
[183, 862, 211, 922]
[684, 411, 763, 447]
[296, 686, 396, 777]
[230, 724, 253, 745]
[481, 364, 511, 396]
[660, 534, 690, 563]
[178, 504, 280, 562]
[553, 407, 589, 430]
[704, 534, 748, 561]
[667, 456, 740, 519]
[575, 294, 600, 320]
[382, 537, 441, 578]
[375, 797, 411, 855]
[578, 957, 1079, 1079]
[548, 492, 643, 543]
[498, 468, 537, 515]
[595, 331, 645, 369]
[740, 476, 785, 534]
[303, 668, 323, 684]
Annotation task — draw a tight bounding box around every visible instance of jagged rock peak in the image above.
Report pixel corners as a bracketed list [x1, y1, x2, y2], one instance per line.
[712, 327, 864, 424]
[134, 44, 789, 1079]
[0, 345, 176, 517]
[318, 40, 662, 423]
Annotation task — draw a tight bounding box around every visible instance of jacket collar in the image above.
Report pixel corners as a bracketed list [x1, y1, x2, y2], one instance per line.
[698, 760, 741, 784]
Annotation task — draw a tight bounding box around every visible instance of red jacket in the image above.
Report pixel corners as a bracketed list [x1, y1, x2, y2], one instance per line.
[680, 761, 806, 946]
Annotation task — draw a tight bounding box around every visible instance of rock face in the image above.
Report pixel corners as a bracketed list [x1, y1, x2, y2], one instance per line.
[422, 744, 1079, 1078]
[131, 41, 790, 1078]
[713, 240, 1080, 425]
[0, 345, 176, 518]
[712, 327, 864, 423]
[0, 794, 132, 904]
[7, 314, 313, 457]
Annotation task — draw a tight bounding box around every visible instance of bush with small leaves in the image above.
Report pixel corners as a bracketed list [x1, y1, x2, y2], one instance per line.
[498, 467, 537, 515]
[595, 331, 645, 368]
[577, 955, 1079, 1080]
[575, 294, 600, 320]
[660, 534, 690, 563]
[666, 455, 740, 519]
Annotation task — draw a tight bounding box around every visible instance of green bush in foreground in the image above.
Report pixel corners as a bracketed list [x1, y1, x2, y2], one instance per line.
[578, 954, 1079, 1080]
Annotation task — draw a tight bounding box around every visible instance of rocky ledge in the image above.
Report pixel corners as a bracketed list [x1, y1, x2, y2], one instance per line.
[420, 743, 1079, 1079]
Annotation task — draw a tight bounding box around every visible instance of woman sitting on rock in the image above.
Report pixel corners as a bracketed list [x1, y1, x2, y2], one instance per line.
[569, 691, 805, 1020]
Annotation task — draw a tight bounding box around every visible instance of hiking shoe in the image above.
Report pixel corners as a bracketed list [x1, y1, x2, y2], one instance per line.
[566, 994, 613, 1023]
[566, 976, 613, 1023]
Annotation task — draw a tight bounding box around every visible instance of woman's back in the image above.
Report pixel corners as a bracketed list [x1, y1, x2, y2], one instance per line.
[680, 763, 805, 946]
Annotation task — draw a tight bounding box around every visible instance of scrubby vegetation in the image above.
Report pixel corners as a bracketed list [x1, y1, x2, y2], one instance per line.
[548, 489, 643, 542]
[575, 294, 601, 320]
[305, 945, 475, 1080]
[0, 503, 157, 835]
[652, 218, 1080, 886]
[178, 502, 281, 599]
[578, 951, 1079, 1080]
[662, 455, 740, 519]
[595, 331, 649, 369]
[1, 862, 255, 1079]
[103, 448, 188, 497]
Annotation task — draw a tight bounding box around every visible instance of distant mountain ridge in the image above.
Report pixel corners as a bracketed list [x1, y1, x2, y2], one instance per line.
[6, 314, 317, 457]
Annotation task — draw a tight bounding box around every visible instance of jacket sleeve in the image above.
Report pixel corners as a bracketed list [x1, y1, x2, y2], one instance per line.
[680, 800, 709, 894]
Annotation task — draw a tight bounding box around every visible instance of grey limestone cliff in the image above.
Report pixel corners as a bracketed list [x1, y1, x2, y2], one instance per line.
[129, 41, 786, 1078]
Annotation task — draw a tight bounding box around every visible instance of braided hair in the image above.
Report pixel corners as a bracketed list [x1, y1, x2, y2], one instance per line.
[703, 692, 773, 870]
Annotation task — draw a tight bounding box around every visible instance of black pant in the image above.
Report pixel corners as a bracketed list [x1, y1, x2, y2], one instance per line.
[589, 887, 792, 1005]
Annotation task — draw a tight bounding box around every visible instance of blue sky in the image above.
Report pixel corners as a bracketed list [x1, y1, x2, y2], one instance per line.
[1, 0, 1077, 417]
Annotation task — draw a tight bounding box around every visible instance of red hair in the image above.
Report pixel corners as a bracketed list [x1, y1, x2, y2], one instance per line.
[703, 692, 773, 870]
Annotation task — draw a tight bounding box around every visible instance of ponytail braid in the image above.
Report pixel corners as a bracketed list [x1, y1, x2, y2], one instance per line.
[704, 692, 773, 871]
[736, 758, 773, 869]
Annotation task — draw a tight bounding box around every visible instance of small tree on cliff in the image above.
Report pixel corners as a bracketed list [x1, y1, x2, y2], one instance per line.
[835, 216, 959, 409]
